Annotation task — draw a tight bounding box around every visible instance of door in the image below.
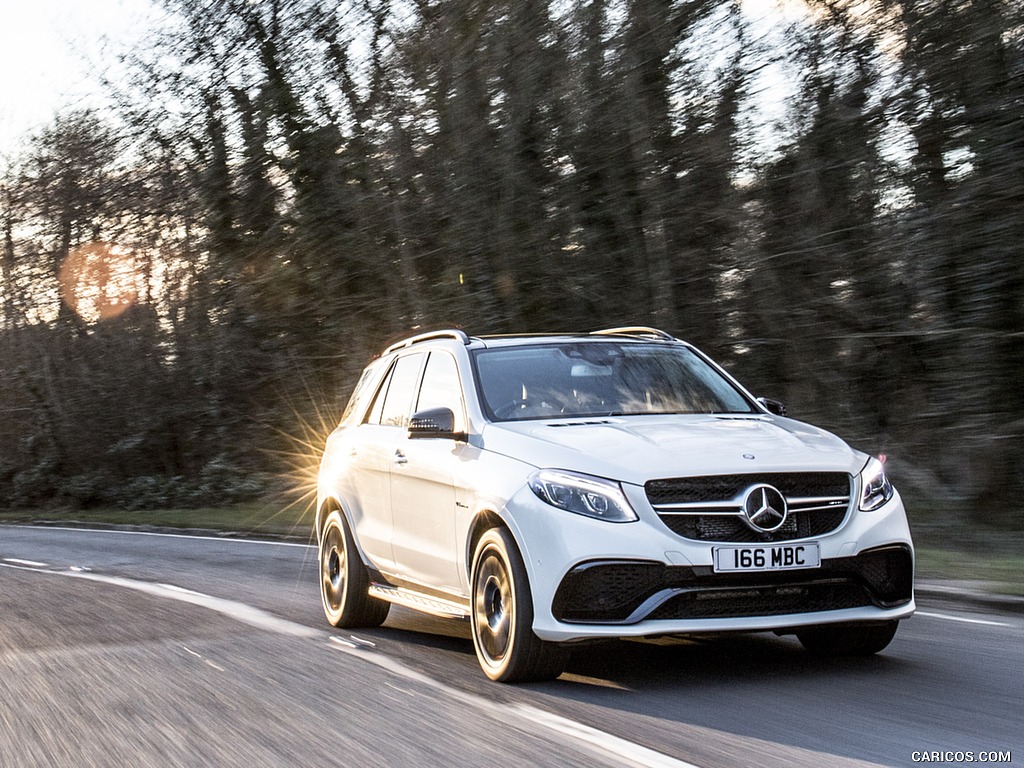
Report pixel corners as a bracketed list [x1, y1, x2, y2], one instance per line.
[389, 350, 467, 592]
[345, 352, 424, 574]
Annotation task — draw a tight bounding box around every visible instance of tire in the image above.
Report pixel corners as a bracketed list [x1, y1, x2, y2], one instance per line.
[796, 620, 899, 656]
[470, 527, 566, 682]
[319, 509, 390, 628]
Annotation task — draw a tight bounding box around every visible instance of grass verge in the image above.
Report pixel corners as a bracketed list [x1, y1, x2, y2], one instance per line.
[914, 547, 1024, 597]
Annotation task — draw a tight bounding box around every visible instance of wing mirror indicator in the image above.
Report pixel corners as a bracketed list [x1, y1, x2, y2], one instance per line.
[408, 407, 465, 440]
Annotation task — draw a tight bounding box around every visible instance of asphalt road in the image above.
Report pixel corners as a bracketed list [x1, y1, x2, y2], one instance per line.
[1, 525, 1019, 768]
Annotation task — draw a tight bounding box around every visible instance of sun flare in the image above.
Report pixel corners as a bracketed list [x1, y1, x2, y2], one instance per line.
[58, 242, 140, 323]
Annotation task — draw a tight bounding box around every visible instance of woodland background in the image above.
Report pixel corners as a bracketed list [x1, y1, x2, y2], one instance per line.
[0, 0, 1021, 533]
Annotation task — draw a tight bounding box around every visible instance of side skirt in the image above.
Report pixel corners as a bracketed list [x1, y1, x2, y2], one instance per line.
[368, 582, 470, 620]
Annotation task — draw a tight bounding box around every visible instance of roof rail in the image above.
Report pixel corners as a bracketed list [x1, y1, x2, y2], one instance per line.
[590, 326, 676, 341]
[382, 329, 470, 356]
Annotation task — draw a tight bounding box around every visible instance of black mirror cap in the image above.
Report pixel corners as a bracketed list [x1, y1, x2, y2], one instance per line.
[757, 397, 788, 417]
[408, 407, 462, 439]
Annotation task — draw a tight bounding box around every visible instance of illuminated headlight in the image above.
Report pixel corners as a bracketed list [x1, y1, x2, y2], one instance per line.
[859, 457, 894, 511]
[528, 470, 638, 523]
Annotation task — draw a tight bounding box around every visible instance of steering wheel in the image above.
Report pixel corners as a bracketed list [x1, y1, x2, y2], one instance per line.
[493, 399, 530, 419]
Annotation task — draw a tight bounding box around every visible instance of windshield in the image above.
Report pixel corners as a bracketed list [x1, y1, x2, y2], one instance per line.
[473, 342, 755, 421]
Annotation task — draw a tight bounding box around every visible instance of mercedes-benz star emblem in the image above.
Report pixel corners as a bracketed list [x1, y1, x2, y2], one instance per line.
[741, 484, 788, 532]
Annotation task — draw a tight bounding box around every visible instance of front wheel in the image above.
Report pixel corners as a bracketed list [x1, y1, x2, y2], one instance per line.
[796, 620, 899, 656]
[470, 528, 566, 682]
[319, 510, 390, 628]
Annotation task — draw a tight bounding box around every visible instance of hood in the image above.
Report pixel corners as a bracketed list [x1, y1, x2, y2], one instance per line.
[480, 414, 865, 485]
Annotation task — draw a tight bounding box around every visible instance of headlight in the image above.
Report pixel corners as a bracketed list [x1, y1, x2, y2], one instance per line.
[859, 456, 894, 511]
[528, 469, 638, 523]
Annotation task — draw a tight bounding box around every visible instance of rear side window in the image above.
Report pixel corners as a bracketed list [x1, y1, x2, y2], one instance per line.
[341, 363, 383, 425]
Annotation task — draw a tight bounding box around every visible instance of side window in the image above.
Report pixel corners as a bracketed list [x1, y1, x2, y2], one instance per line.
[364, 363, 395, 425]
[342, 363, 382, 425]
[378, 353, 424, 427]
[415, 351, 466, 432]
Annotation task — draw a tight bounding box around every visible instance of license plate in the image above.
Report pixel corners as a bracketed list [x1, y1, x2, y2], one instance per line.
[713, 542, 821, 572]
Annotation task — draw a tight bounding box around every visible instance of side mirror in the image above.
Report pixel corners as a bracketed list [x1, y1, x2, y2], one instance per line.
[757, 397, 788, 417]
[408, 407, 462, 440]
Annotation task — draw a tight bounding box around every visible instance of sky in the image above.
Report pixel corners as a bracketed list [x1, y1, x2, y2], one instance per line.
[0, 0, 153, 155]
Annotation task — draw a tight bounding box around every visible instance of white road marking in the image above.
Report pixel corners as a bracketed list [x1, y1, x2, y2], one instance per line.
[3, 558, 48, 567]
[917, 611, 1010, 627]
[65, 570, 323, 638]
[9, 560, 700, 768]
[327, 636, 698, 768]
[182, 644, 226, 672]
[514, 705, 702, 768]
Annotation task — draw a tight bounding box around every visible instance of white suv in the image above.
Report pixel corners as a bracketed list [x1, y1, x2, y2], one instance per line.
[316, 328, 914, 682]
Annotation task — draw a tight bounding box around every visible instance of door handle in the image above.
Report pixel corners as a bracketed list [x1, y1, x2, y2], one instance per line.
[393, 450, 408, 465]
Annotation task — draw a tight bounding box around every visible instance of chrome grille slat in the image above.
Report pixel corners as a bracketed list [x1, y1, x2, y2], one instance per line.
[654, 494, 849, 514]
[788, 495, 849, 506]
[655, 503, 743, 513]
[789, 503, 850, 514]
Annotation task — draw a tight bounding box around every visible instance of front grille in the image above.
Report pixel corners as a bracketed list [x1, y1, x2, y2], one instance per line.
[646, 472, 851, 543]
[551, 544, 913, 624]
[659, 508, 848, 543]
[647, 472, 850, 504]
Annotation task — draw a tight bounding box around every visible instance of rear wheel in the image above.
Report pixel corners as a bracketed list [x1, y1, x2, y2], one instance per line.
[319, 510, 390, 628]
[796, 620, 899, 656]
[470, 528, 566, 682]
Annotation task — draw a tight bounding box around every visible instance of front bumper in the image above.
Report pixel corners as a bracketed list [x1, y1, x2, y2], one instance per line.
[552, 544, 912, 624]
[502, 481, 915, 643]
